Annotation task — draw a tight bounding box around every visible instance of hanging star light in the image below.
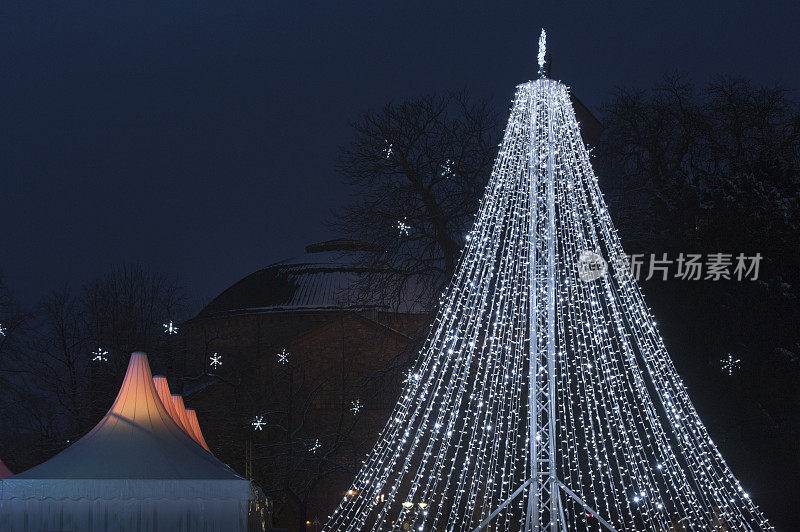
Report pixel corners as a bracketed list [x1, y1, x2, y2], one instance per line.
[721, 354, 742, 376]
[277, 349, 289, 365]
[440, 159, 454, 178]
[163, 320, 179, 335]
[351, 399, 363, 414]
[210, 353, 222, 369]
[251, 415, 265, 431]
[397, 219, 411, 237]
[324, 29, 772, 532]
[382, 140, 393, 159]
[91, 348, 109, 362]
[309, 439, 322, 453]
[0, 323, 6, 336]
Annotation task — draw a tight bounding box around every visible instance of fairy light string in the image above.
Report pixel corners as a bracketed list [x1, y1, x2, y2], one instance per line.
[324, 42, 771, 531]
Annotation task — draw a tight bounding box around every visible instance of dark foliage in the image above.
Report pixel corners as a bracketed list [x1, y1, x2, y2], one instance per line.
[596, 74, 800, 527]
[0, 265, 187, 468]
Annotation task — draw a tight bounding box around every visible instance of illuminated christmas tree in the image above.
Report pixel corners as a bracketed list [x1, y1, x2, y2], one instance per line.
[324, 31, 772, 531]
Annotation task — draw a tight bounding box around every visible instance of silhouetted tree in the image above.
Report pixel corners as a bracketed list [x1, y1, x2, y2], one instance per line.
[0, 265, 187, 461]
[0, 273, 36, 468]
[598, 75, 800, 256]
[596, 75, 800, 526]
[183, 312, 414, 532]
[335, 91, 501, 306]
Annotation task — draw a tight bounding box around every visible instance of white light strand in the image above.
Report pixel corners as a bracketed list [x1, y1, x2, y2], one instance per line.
[397, 219, 411, 237]
[323, 76, 772, 531]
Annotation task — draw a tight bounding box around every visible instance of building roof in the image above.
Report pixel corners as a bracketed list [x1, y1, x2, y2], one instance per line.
[570, 93, 604, 146]
[199, 239, 428, 317]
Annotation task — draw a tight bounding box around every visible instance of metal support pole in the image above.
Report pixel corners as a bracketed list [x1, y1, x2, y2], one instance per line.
[557, 482, 618, 532]
[472, 476, 538, 532]
[526, 81, 542, 532]
[544, 78, 559, 532]
[525, 77, 560, 532]
[478, 77, 619, 532]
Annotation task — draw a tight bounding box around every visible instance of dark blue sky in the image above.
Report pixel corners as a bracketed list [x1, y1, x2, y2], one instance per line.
[2, 1, 798, 309]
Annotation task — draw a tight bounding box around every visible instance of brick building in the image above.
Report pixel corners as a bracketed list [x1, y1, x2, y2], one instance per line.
[180, 239, 429, 531]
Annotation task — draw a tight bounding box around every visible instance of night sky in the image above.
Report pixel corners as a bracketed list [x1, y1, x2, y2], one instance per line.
[2, 1, 799, 309]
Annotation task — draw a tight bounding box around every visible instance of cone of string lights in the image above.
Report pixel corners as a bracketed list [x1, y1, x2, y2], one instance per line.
[324, 30, 772, 532]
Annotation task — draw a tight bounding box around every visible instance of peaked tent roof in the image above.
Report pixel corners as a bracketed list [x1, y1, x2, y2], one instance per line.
[152, 375, 183, 431]
[10, 352, 242, 481]
[154, 376, 210, 452]
[170, 394, 193, 434]
[0, 459, 12, 479]
[185, 409, 211, 453]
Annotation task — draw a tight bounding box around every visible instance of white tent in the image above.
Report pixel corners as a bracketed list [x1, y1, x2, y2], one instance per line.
[170, 393, 194, 434]
[185, 408, 212, 453]
[152, 375, 183, 428]
[154, 375, 213, 453]
[0, 352, 257, 531]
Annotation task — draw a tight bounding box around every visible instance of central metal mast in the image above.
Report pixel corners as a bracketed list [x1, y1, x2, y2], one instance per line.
[476, 30, 616, 532]
[525, 78, 561, 532]
[526, 28, 561, 531]
[525, 77, 542, 532]
[544, 78, 560, 532]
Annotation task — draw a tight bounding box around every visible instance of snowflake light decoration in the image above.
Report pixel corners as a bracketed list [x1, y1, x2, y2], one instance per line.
[277, 349, 289, 365]
[440, 159, 453, 178]
[92, 348, 109, 362]
[721, 354, 741, 376]
[163, 320, 179, 335]
[350, 399, 363, 414]
[251, 415, 265, 431]
[0, 323, 6, 336]
[309, 439, 322, 453]
[397, 219, 411, 237]
[210, 353, 222, 369]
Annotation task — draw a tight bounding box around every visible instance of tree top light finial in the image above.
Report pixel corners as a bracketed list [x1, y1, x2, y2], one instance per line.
[537, 28, 546, 77]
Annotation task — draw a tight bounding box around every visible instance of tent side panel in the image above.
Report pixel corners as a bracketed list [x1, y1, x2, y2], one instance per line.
[0, 478, 252, 500]
[0, 498, 250, 532]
